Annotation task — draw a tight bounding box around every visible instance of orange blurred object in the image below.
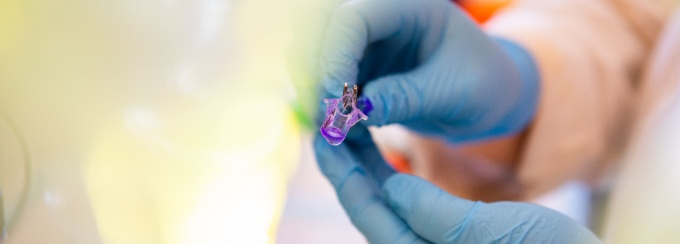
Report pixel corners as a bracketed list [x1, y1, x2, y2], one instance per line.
[384, 151, 412, 174]
[457, 0, 513, 23]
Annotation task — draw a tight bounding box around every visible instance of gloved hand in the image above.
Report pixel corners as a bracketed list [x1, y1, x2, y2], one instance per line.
[313, 126, 599, 243]
[319, 0, 539, 142]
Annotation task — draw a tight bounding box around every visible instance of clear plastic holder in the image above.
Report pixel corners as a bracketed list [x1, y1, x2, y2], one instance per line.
[320, 83, 367, 145]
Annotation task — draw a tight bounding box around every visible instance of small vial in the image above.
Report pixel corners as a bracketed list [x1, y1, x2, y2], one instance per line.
[320, 83, 367, 145]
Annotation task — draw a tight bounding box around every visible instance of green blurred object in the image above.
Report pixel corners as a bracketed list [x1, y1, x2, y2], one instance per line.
[286, 0, 347, 131]
[290, 99, 314, 131]
[286, 25, 321, 131]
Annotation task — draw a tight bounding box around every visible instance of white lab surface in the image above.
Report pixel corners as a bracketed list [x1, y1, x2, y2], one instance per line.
[603, 7, 680, 243]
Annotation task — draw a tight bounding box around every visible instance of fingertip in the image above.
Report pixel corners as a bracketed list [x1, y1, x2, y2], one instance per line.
[357, 90, 387, 126]
[359, 74, 409, 127]
[356, 96, 374, 116]
[322, 78, 346, 97]
[319, 5, 365, 97]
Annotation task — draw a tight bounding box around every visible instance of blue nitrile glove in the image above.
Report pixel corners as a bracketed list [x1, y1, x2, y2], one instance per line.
[313, 127, 600, 243]
[319, 0, 539, 142]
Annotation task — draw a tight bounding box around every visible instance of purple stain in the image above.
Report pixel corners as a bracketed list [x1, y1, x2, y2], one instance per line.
[320, 84, 367, 146]
[357, 97, 373, 115]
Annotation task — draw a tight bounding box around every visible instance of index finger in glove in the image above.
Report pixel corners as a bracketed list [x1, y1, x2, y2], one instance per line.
[320, 0, 423, 96]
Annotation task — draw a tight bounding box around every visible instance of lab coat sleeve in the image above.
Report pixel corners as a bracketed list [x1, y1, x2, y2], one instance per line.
[484, 0, 675, 198]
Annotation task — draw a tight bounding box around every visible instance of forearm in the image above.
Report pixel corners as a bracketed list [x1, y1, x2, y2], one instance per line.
[484, 0, 673, 198]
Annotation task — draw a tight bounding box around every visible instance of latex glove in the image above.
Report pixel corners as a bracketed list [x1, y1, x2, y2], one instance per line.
[313, 126, 599, 243]
[319, 0, 539, 142]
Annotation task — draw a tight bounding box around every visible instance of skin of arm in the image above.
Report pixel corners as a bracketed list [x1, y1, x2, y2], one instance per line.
[386, 0, 672, 201]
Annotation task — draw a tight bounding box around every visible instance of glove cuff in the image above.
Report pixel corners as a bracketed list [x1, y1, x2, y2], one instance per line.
[490, 36, 540, 137]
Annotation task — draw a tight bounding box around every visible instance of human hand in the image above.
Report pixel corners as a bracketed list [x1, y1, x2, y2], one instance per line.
[313, 126, 599, 243]
[318, 0, 539, 142]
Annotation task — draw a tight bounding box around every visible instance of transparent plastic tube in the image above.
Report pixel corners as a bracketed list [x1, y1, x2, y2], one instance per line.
[320, 83, 367, 145]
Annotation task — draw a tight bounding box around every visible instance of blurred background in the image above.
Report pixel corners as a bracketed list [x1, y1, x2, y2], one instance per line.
[0, 0, 590, 243]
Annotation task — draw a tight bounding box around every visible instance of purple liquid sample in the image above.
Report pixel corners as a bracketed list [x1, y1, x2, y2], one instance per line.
[320, 84, 367, 146]
[320, 126, 345, 145]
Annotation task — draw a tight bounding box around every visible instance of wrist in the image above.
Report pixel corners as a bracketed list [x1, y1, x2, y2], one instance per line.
[490, 36, 540, 137]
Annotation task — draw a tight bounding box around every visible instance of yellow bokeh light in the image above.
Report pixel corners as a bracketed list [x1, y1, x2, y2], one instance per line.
[0, 0, 303, 243]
